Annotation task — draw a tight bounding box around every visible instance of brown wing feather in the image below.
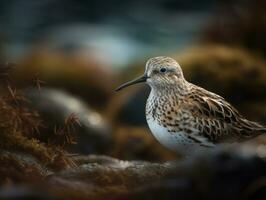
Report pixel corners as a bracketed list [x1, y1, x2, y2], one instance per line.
[186, 85, 266, 143]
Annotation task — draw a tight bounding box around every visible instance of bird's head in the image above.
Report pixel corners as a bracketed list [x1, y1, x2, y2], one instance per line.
[115, 56, 185, 91]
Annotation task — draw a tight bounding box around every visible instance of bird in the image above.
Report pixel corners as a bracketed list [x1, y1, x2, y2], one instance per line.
[115, 56, 266, 155]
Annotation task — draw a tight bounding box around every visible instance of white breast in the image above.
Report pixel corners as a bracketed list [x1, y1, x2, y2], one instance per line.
[145, 90, 214, 155]
[147, 118, 185, 150]
[146, 118, 211, 155]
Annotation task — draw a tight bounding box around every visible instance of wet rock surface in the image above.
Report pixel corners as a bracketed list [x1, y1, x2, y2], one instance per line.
[77, 147, 266, 200]
[49, 154, 174, 188]
[2, 147, 266, 200]
[116, 147, 266, 200]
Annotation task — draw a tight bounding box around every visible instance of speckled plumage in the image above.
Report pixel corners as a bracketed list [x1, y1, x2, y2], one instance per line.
[117, 56, 266, 155]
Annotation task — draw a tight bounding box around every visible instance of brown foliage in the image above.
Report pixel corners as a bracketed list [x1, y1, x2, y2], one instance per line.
[50, 113, 81, 147]
[0, 63, 77, 181]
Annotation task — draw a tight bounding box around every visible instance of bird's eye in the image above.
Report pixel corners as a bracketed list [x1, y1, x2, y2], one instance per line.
[160, 68, 167, 73]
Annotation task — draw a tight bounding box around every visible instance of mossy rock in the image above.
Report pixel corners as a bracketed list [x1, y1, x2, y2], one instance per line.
[2, 146, 265, 200]
[203, 0, 266, 57]
[12, 46, 115, 109]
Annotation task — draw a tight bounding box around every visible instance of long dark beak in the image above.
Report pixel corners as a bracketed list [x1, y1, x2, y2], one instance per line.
[115, 74, 148, 91]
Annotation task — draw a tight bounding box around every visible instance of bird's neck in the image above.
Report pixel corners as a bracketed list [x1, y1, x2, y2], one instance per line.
[150, 80, 190, 98]
[146, 80, 190, 123]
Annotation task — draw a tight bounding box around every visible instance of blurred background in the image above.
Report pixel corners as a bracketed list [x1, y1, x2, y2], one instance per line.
[0, 0, 266, 199]
[1, 0, 266, 160]
[0, 0, 265, 160]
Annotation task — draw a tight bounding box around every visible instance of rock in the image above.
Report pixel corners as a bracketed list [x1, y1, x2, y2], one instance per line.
[47, 154, 176, 199]
[116, 145, 266, 200]
[111, 126, 178, 161]
[203, 0, 266, 56]
[0, 151, 49, 184]
[2, 145, 266, 199]
[44, 146, 266, 200]
[0, 186, 56, 200]
[50, 154, 174, 187]
[13, 48, 115, 109]
[116, 179, 199, 200]
[24, 88, 112, 154]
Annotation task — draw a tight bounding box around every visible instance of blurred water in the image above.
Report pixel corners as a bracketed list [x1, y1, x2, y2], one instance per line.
[0, 0, 215, 68]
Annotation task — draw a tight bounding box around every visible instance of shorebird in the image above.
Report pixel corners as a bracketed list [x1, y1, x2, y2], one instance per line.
[115, 56, 266, 155]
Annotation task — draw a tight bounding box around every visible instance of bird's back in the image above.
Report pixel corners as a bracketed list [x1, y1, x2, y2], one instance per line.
[184, 83, 266, 143]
